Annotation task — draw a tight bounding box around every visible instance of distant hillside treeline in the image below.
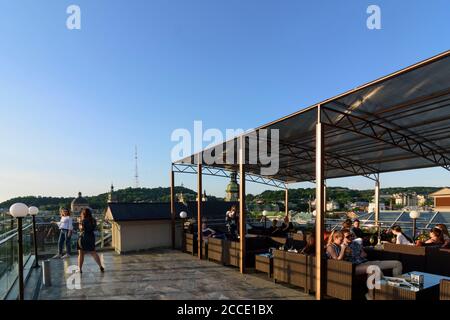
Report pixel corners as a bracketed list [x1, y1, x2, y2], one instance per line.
[0, 186, 441, 211]
[246, 186, 441, 210]
[0, 187, 215, 211]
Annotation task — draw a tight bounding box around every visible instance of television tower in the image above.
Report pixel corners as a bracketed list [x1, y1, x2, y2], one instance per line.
[134, 145, 140, 188]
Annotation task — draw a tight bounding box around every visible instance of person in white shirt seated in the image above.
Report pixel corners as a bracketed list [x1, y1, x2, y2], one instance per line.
[52, 208, 74, 258]
[391, 225, 413, 245]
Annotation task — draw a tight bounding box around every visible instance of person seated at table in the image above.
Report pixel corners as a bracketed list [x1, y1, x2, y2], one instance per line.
[282, 215, 295, 233]
[202, 222, 216, 238]
[326, 231, 347, 260]
[341, 219, 352, 230]
[391, 225, 413, 245]
[301, 234, 315, 255]
[201, 223, 226, 241]
[272, 224, 285, 237]
[423, 227, 445, 246]
[350, 219, 364, 239]
[342, 230, 403, 276]
[435, 224, 450, 248]
[268, 219, 278, 234]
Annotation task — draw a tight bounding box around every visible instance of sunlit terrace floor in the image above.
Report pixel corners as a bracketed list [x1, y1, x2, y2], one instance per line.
[38, 249, 314, 300]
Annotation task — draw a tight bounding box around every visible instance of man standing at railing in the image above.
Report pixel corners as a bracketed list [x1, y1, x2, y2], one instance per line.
[52, 208, 73, 259]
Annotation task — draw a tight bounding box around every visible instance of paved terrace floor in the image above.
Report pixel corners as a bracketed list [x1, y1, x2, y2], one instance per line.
[38, 249, 314, 300]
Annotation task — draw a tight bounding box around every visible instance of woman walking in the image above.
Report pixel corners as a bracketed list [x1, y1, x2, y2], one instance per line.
[52, 208, 73, 259]
[77, 208, 104, 273]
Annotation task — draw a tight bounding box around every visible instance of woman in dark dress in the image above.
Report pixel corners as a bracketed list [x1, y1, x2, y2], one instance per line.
[77, 208, 104, 273]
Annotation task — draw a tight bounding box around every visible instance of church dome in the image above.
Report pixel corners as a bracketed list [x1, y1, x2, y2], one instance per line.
[71, 192, 89, 206]
[226, 172, 239, 193]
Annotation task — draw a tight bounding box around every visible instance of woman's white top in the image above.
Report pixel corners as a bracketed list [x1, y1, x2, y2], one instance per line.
[396, 233, 412, 245]
[58, 216, 73, 230]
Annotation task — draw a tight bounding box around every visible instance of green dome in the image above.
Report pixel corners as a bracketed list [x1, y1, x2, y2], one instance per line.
[226, 182, 239, 192]
[226, 172, 239, 192]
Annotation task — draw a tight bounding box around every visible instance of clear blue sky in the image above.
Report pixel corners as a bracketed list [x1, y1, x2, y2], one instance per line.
[0, 0, 449, 202]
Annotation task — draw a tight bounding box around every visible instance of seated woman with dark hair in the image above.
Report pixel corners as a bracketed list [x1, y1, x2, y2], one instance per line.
[423, 227, 445, 246]
[435, 224, 450, 248]
[300, 234, 315, 255]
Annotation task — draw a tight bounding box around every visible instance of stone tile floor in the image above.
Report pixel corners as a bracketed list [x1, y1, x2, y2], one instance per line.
[38, 249, 314, 300]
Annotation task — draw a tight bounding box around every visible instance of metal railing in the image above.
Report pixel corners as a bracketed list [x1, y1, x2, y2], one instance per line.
[0, 222, 33, 300]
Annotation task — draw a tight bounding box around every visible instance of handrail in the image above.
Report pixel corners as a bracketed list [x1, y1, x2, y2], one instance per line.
[425, 211, 440, 229]
[0, 224, 32, 246]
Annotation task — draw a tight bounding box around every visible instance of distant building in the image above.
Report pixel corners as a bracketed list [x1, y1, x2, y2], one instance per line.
[350, 201, 369, 210]
[310, 200, 340, 211]
[106, 202, 185, 254]
[71, 192, 89, 214]
[225, 172, 239, 201]
[416, 194, 427, 207]
[430, 188, 450, 211]
[368, 202, 386, 213]
[326, 201, 340, 211]
[391, 193, 418, 208]
[196, 190, 208, 202]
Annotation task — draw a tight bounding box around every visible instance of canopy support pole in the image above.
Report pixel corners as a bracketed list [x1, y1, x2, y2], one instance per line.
[315, 105, 325, 300]
[375, 177, 380, 243]
[239, 136, 246, 274]
[285, 188, 289, 217]
[197, 156, 203, 259]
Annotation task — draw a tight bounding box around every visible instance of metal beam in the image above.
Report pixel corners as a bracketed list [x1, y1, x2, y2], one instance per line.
[172, 163, 287, 189]
[278, 140, 380, 180]
[322, 106, 450, 171]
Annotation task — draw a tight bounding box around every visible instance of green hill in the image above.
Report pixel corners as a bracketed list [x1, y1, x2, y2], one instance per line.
[0, 186, 215, 211]
[0, 186, 441, 212]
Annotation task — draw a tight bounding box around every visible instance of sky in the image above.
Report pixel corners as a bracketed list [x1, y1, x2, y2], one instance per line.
[0, 0, 449, 202]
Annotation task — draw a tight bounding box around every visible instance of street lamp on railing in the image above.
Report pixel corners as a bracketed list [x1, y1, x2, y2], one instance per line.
[262, 210, 268, 233]
[28, 206, 39, 268]
[409, 210, 420, 241]
[9, 203, 29, 300]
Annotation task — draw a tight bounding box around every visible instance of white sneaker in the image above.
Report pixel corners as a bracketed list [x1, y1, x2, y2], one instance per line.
[61, 254, 70, 259]
[52, 254, 62, 259]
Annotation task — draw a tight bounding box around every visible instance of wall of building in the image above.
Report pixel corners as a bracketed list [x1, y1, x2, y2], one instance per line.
[113, 220, 183, 254]
[435, 196, 450, 210]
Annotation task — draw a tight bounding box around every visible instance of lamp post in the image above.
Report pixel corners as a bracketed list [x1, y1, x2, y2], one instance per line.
[262, 210, 268, 233]
[180, 211, 187, 226]
[28, 206, 40, 268]
[409, 210, 420, 241]
[180, 211, 188, 252]
[9, 203, 29, 300]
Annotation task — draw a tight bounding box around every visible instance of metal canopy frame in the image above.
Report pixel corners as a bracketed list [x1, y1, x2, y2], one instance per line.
[172, 163, 287, 189]
[170, 50, 450, 300]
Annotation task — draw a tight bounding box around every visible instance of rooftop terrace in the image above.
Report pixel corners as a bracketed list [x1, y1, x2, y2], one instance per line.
[38, 249, 313, 300]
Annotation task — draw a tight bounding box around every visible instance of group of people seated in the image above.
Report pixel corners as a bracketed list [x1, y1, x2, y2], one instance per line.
[326, 229, 403, 276]
[388, 223, 449, 248]
[267, 216, 295, 236]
